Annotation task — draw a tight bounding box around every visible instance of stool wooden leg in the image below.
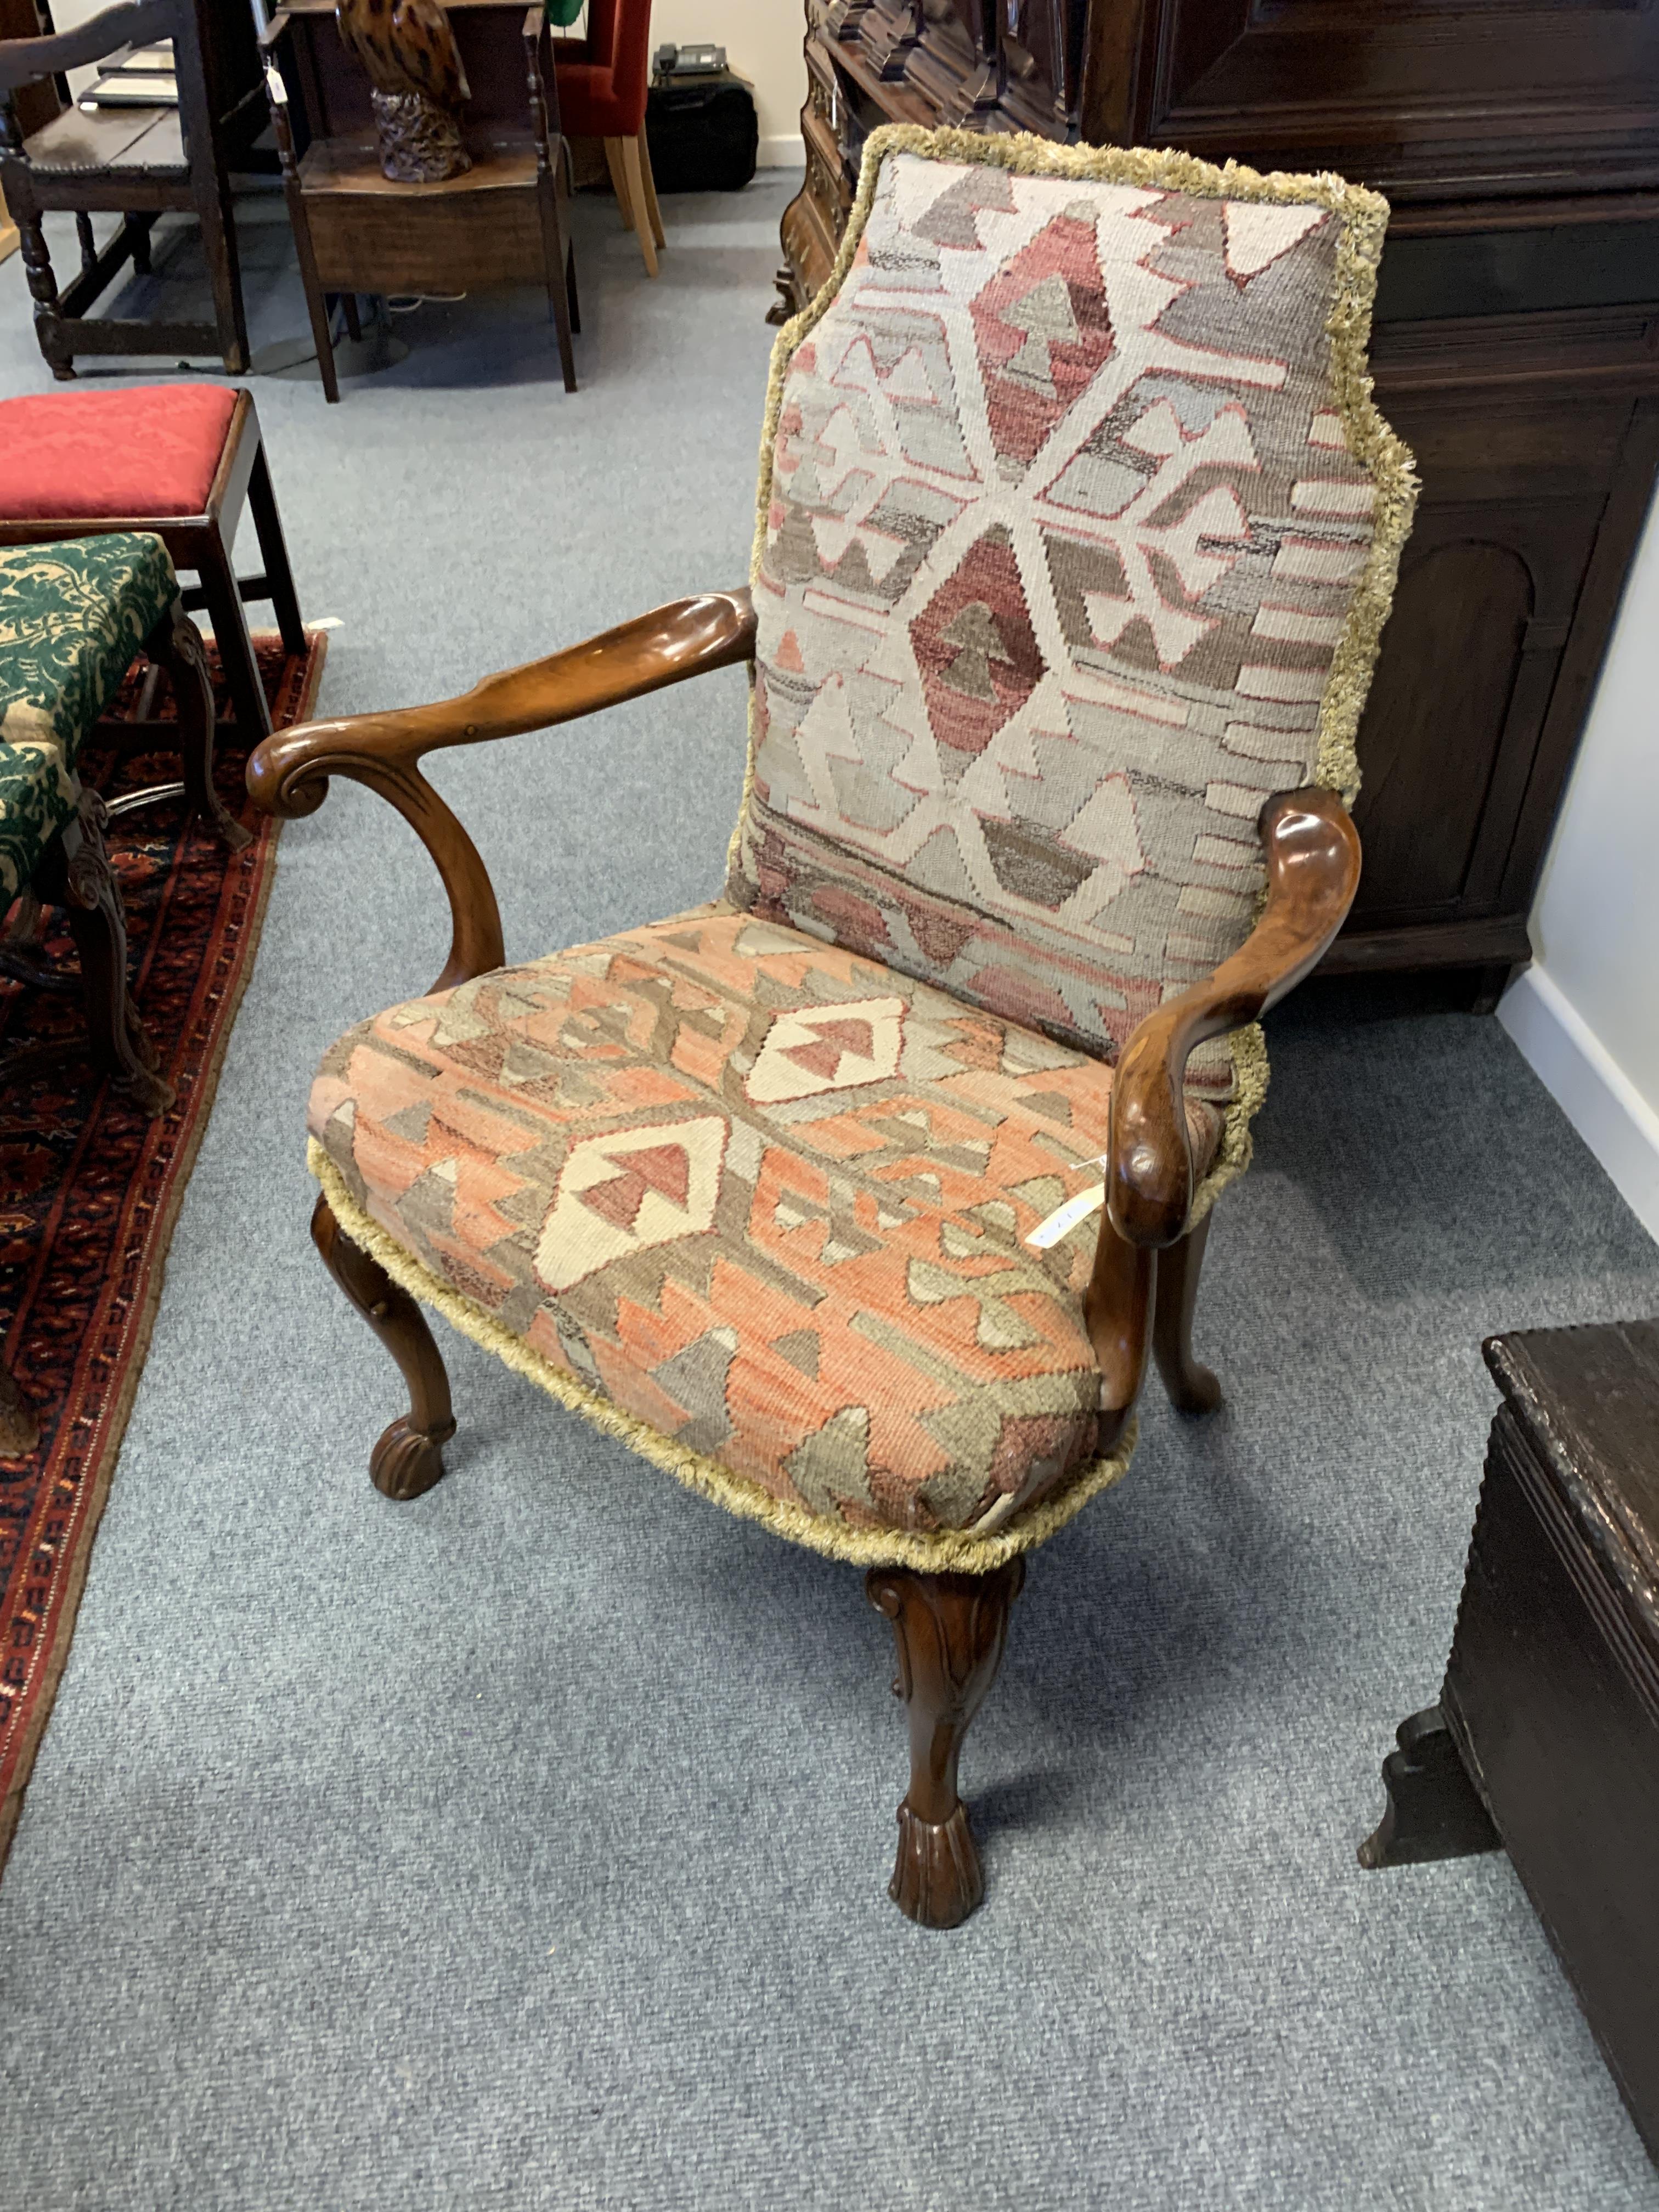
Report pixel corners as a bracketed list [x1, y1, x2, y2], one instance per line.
[198, 527, 270, 740]
[145, 601, 250, 851]
[246, 438, 307, 659]
[44, 795, 173, 1118]
[618, 134, 659, 276]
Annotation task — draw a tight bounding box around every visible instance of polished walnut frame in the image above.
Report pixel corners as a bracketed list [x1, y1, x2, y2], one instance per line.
[248, 591, 1361, 1929]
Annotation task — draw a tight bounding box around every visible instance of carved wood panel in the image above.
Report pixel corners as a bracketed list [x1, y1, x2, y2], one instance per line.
[1094, 0, 1659, 200]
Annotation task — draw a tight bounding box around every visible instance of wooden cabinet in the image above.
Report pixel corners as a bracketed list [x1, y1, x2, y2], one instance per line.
[775, 0, 1659, 991]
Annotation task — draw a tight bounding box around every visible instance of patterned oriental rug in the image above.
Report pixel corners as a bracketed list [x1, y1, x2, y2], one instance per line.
[0, 630, 326, 1868]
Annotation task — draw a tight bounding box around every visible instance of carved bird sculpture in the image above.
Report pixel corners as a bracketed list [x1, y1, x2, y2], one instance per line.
[336, 0, 471, 111]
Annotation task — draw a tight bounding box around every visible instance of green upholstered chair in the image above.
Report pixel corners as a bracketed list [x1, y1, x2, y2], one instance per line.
[0, 530, 227, 1116]
[250, 127, 1416, 1928]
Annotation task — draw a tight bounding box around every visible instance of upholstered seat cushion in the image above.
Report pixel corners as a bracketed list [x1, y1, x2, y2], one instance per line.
[308, 907, 1227, 1548]
[0, 532, 177, 901]
[0, 386, 238, 521]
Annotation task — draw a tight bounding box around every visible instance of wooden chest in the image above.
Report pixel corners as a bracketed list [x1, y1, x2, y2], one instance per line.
[1364, 1320, 1659, 2160]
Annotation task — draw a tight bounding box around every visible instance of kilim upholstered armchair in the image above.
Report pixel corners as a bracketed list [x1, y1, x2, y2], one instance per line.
[249, 127, 1415, 1928]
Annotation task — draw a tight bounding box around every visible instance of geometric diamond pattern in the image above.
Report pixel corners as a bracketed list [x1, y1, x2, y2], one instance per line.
[730, 146, 1396, 1085]
[309, 908, 1224, 1540]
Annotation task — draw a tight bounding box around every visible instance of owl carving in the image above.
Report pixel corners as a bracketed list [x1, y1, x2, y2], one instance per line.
[337, 0, 472, 182]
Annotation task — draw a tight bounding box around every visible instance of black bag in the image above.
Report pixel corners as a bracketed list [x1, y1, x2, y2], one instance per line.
[644, 65, 759, 194]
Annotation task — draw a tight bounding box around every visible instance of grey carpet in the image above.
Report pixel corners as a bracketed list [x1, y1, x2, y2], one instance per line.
[2, 178, 1658, 2211]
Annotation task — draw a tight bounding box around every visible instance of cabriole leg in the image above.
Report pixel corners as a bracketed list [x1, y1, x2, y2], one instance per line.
[310, 1194, 455, 1499]
[1152, 1211, 1222, 1414]
[145, 600, 250, 850]
[865, 1559, 1024, 1928]
[49, 794, 173, 1115]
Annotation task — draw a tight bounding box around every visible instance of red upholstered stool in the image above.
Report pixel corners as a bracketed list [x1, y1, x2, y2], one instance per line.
[0, 385, 304, 738]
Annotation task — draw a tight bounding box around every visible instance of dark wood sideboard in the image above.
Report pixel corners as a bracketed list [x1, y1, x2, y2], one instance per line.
[775, 2, 1659, 1000]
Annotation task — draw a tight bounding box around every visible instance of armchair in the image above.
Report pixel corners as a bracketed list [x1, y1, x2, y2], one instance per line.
[249, 126, 1413, 1928]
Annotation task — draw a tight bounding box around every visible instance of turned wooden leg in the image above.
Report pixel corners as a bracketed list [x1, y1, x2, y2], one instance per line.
[865, 1559, 1024, 1928]
[1358, 1704, 1502, 1869]
[11, 191, 74, 380]
[144, 601, 250, 851]
[310, 1193, 456, 1499]
[1152, 1211, 1223, 1415]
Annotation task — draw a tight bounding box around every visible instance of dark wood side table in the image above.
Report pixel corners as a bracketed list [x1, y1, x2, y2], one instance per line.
[1362, 1319, 1659, 2163]
[261, 0, 577, 403]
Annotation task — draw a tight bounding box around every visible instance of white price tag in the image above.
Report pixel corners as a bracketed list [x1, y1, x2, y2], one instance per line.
[1025, 1183, 1105, 1250]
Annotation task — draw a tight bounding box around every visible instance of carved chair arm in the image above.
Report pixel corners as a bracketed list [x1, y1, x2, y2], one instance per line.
[245, 590, 757, 994]
[1104, 786, 1361, 1251]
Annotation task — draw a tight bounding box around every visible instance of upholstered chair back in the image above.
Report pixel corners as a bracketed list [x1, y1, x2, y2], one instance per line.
[729, 129, 1413, 1093]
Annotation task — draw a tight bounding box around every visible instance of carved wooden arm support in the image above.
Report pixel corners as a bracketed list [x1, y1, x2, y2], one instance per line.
[1103, 786, 1361, 1253]
[245, 589, 757, 991]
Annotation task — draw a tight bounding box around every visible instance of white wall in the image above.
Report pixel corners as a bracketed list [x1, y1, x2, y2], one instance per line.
[1499, 486, 1659, 1241]
[647, 0, 805, 167]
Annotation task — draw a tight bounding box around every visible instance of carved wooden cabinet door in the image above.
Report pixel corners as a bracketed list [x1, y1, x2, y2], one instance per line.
[1347, 363, 1659, 944]
[1087, 0, 1659, 199]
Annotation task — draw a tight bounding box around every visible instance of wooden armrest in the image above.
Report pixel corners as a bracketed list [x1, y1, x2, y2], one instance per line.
[0, 0, 172, 89]
[1104, 786, 1361, 1250]
[245, 590, 756, 995]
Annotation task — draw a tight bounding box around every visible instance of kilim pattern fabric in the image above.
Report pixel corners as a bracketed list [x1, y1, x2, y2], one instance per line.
[308, 907, 1222, 1544]
[0, 532, 176, 900]
[728, 132, 1410, 1091]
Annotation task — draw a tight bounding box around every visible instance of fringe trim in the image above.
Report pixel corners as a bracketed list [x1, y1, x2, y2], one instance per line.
[308, 1140, 1138, 1575]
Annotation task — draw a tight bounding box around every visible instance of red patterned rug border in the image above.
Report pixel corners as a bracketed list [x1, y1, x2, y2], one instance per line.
[0, 630, 328, 1871]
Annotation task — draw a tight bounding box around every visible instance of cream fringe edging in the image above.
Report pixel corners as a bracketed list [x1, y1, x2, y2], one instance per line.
[309, 1139, 1138, 1575]
[727, 122, 1417, 1216]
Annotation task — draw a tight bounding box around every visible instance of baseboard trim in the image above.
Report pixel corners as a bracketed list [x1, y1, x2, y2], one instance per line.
[1499, 963, 1659, 1243]
[758, 135, 804, 170]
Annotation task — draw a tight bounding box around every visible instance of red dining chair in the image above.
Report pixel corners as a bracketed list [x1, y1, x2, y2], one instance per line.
[556, 0, 664, 276]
